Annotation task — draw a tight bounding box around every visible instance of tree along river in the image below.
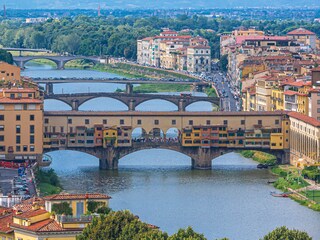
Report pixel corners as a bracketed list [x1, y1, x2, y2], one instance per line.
[22, 62, 320, 240]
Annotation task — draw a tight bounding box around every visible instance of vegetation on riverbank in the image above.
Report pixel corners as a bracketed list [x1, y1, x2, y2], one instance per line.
[133, 83, 191, 93]
[205, 87, 218, 97]
[239, 150, 277, 165]
[35, 168, 62, 196]
[270, 165, 320, 211]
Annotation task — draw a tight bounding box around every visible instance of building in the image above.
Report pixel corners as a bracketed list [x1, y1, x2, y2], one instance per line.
[289, 112, 320, 165]
[287, 28, 317, 50]
[0, 62, 21, 83]
[0, 207, 14, 240]
[187, 45, 211, 73]
[137, 30, 211, 73]
[308, 88, 320, 121]
[0, 87, 43, 163]
[7, 193, 111, 240]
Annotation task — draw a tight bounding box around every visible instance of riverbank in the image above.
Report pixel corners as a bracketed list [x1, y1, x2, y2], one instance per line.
[35, 168, 62, 196]
[239, 150, 276, 165]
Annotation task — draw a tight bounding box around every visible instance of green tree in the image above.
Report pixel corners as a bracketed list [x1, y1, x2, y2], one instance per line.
[168, 227, 207, 240]
[219, 54, 228, 72]
[51, 202, 73, 215]
[0, 49, 13, 64]
[262, 226, 312, 240]
[77, 210, 165, 240]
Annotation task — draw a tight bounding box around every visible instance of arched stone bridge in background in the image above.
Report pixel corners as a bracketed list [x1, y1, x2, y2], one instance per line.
[13, 55, 101, 69]
[44, 92, 220, 111]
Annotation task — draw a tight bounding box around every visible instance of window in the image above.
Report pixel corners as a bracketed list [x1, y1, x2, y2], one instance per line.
[14, 104, 22, 110]
[0, 125, 4, 131]
[16, 115, 21, 121]
[189, 120, 193, 125]
[60, 127, 64, 133]
[223, 120, 228, 125]
[30, 115, 35, 121]
[0, 115, 4, 121]
[69, 127, 73, 133]
[275, 120, 279, 125]
[0, 104, 4, 110]
[206, 120, 210, 125]
[103, 119, 107, 124]
[28, 104, 36, 110]
[30, 146, 35, 152]
[16, 125, 21, 134]
[30, 125, 35, 134]
[85, 119, 90, 124]
[318, 108, 320, 113]
[137, 119, 142, 125]
[172, 120, 176, 125]
[45, 118, 49, 124]
[120, 119, 124, 125]
[30, 135, 35, 144]
[154, 120, 159, 125]
[0, 146, 5, 152]
[44, 127, 48, 132]
[23, 145, 28, 152]
[68, 118, 72, 124]
[16, 135, 21, 144]
[258, 120, 262, 125]
[10, 93, 15, 99]
[16, 146, 21, 152]
[317, 100, 320, 105]
[0, 135, 3, 141]
[241, 120, 245, 125]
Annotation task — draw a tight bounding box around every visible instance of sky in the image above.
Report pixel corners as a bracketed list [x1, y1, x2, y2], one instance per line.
[0, 0, 319, 9]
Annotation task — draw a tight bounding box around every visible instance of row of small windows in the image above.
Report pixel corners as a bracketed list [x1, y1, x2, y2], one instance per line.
[0, 115, 35, 121]
[45, 118, 281, 126]
[0, 104, 37, 110]
[0, 145, 35, 152]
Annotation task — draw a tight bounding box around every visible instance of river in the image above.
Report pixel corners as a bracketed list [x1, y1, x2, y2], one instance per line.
[22, 62, 320, 240]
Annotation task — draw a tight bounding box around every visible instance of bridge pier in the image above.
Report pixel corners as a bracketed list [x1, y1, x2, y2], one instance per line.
[178, 99, 186, 111]
[71, 100, 79, 111]
[45, 83, 54, 95]
[15, 61, 25, 69]
[129, 99, 136, 111]
[99, 147, 119, 170]
[197, 85, 204, 92]
[192, 147, 213, 169]
[57, 61, 65, 70]
[126, 84, 133, 94]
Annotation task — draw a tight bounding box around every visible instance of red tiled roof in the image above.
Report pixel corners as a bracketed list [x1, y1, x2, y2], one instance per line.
[288, 112, 320, 127]
[236, 36, 289, 45]
[311, 67, 320, 72]
[141, 37, 154, 41]
[309, 88, 320, 93]
[1, 88, 36, 93]
[283, 90, 307, 97]
[43, 193, 111, 201]
[287, 28, 315, 35]
[0, 98, 42, 103]
[0, 207, 11, 216]
[0, 213, 13, 234]
[284, 81, 312, 87]
[14, 209, 48, 220]
[11, 218, 82, 233]
[14, 197, 45, 212]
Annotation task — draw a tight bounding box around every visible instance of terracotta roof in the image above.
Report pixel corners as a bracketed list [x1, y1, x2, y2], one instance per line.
[1, 88, 36, 93]
[0, 207, 12, 216]
[0, 213, 13, 234]
[287, 28, 315, 35]
[43, 193, 111, 201]
[14, 197, 45, 212]
[11, 218, 82, 233]
[161, 31, 178, 34]
[283, 90, 307, 97]
[14, 209, 48, 220]
[309, 88, 320, 93]
[0, 98, 42, 103]
[141, 37, 154, 41]
[284, 81, 312, 87]
[288, 112, 320, 127]
[311, 67, 320, 72]
[236, 36, 289, 45]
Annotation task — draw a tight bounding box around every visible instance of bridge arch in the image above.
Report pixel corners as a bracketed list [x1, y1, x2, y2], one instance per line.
[132, 127, 148, 140]
[62, 57, 98, 68]
[185, 100, 218, 111]
[20, 57, 61, 69]
[135, 99, 178, 111]
[78, 97, 129, 111]
[44, 99, 72, 111]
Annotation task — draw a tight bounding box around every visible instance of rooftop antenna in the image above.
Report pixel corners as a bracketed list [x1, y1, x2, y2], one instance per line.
[98, 4, 101, 17]
[3, 5, 6, 19]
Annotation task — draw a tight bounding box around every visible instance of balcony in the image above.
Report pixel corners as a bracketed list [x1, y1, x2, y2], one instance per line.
[57, 215, 93, 223]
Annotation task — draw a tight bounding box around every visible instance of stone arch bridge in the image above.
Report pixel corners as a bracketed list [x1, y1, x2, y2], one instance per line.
[44, 92, 220, 111]
[13, 56, 100, 69]
[44, 143, 288, 170]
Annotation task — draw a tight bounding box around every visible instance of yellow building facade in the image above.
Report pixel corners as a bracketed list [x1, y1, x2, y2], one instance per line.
[0, 62, 21, 83]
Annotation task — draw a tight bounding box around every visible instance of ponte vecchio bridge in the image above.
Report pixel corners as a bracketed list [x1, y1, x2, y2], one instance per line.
[43, 111, 291, 169]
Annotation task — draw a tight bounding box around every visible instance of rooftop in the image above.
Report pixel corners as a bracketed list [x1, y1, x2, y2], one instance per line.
[236, 36, 289, 45]
[43, 193, 111, 201]
[14, 209, 48, 220]
[0, 98, 42, 104]
[0, 213, 13, 234]
[287, 28, 316, 36]
[288, 112, 320, 127]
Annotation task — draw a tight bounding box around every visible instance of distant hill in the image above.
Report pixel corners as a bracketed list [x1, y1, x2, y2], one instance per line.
[2, 0, 320, 9]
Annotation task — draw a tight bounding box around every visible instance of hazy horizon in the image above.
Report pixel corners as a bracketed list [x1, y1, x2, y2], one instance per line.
[1, 0, 319, 9]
